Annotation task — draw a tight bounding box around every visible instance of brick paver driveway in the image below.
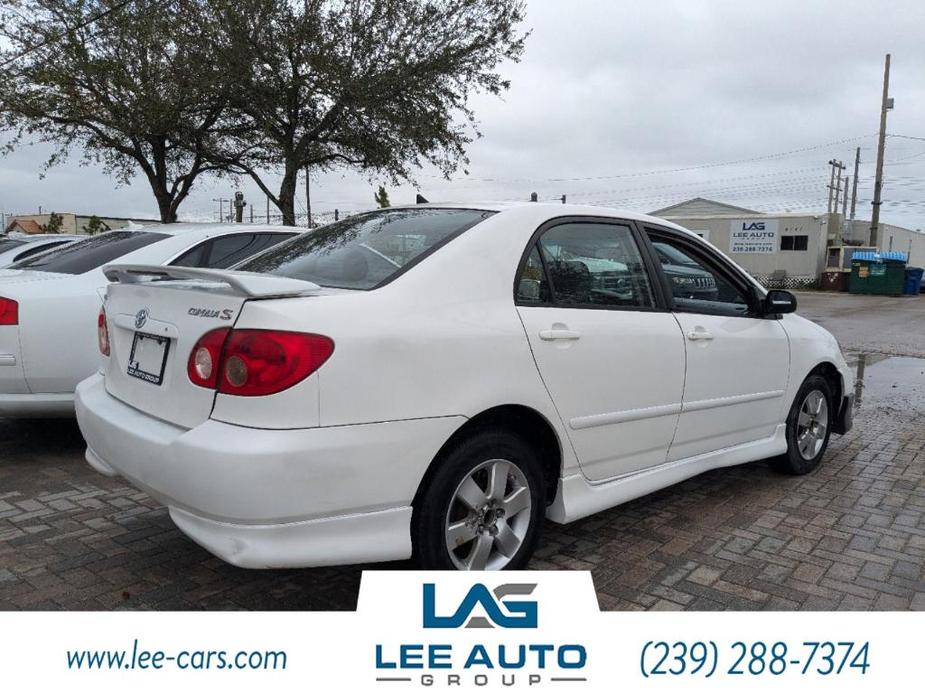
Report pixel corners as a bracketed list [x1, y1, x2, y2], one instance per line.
[2, 293, 924, 610]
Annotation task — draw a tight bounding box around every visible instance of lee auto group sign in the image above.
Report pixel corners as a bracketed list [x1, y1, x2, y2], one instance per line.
[729, 218, 779, 253]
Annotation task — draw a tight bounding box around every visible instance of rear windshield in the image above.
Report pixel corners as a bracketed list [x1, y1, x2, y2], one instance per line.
[0, 239, 25, 253]
[238, 208, 494, 289]
[10, 231, 168, 275]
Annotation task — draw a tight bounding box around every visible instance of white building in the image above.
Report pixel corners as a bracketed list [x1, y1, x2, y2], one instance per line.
[651, 197, 925, 287]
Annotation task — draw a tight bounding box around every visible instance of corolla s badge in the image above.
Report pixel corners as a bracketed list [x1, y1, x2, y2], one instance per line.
[135, 308, 149, 330]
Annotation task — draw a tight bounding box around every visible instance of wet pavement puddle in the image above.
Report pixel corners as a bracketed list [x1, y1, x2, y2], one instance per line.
[847, 352, 925, 419]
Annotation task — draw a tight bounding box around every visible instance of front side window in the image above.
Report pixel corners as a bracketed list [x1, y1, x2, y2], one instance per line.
[9, 231, 168, 275]
[647, 231, 750, 316]
[526, 222, 654, 308]
[238, 208, 494, 289]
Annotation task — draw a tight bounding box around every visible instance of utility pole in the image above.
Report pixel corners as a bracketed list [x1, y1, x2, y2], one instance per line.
[833, 167, 843, 213]
[850, 146, 860, 220]
[826, 159, 844, 213]
[870, 53, 892, 248]
[305, 166, 312, 228]
[842, 175, 849, 218]
[266, 196, 270, 224]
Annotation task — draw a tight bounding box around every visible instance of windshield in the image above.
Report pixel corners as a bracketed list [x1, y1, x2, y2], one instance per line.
[239, 208, 495, 289]
[9, 231, 168, 275]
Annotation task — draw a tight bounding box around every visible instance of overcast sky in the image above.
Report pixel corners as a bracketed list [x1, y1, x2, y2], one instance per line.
[2, 0, 924, 228]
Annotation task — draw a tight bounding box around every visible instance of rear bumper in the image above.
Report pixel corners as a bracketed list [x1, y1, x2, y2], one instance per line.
[833, 393, 854, 435]
[75, 373, 465, 568]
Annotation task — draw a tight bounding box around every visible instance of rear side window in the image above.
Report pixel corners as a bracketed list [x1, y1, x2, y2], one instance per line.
[172, 233, 296, 269]
[519, 222, 655, 308]
[13, 240, 72, 262]
[210, 232, 295, 268]
[238, 209, 494, 289]
[0, 239, 25, 253]
[9, 231, 168, 275]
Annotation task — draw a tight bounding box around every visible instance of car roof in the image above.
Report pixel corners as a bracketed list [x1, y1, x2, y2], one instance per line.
[140, 223, 305, 236]
[385, 201, 698, 238]
[5, 233, 82, 242]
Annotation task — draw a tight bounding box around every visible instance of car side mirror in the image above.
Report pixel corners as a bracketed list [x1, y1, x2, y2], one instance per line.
[762, 289, 797, 315]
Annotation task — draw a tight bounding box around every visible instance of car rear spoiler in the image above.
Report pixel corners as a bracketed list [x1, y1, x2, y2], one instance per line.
[102, 264, 322, 299]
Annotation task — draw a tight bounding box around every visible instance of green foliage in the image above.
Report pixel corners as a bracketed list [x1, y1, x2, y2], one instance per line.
[0, 1, 240, 223]
[374, 185, 390, 208]
[42, 211, 63, 234]
[0, 1, 526, 226]
[81, 215, 111, 235]
[210, 0, 528, 225]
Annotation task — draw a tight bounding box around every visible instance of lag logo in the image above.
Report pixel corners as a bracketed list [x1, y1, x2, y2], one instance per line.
[374, 580, 588, 687]
[741, 221, 766, 231]
[423, 582, 537, 629]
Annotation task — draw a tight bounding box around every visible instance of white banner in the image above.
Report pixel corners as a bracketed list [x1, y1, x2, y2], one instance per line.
[0, 571, 919, 692]
[730, 219, 779, 253]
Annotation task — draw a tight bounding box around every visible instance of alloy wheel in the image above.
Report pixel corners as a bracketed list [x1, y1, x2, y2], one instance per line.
[796, 389, 828, 460]
[444, 458, 533, 570]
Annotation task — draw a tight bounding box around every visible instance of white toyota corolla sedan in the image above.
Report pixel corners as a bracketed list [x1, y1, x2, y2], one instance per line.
[76, 204, 854, 571]
[0, 225, 297, 417]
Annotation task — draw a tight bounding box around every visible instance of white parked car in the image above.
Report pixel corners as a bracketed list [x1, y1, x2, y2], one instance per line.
[0, 225, 298, 417]
[0, 234, 82, 267]
[76, 205, 854, 571]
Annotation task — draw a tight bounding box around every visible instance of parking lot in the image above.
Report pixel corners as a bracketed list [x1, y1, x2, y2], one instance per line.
[1, 291, 924, 611]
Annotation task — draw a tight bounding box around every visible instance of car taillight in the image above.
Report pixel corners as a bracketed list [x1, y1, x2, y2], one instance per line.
[0, 297, 18, 326]
[218, 330, 334, 397]
[188, 329, 331, 396]
[97, 307, 110, 356]
[187, 327, 231, 389]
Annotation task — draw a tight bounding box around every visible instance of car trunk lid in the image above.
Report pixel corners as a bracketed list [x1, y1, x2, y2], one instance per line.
[101, 264, 322, 429]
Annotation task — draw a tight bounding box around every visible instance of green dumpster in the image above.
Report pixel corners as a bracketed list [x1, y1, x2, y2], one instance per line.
[849, 251, 908, 295]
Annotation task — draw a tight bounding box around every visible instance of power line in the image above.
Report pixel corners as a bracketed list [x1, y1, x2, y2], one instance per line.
[418, 134, 877, 186]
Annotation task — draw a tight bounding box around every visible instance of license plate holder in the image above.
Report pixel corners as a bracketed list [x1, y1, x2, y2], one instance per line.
[127, 332, 170, 386]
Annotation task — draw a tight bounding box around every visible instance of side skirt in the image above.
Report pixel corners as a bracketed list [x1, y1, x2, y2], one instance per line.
[546, 424, 788, 524]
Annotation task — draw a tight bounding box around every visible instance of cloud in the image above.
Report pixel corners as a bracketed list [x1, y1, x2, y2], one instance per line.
[2, 0, 924, 229]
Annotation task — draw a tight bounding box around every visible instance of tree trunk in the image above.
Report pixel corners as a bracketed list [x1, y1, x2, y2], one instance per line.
[153, 191, 179, 223]
[276, 164, 298, 227]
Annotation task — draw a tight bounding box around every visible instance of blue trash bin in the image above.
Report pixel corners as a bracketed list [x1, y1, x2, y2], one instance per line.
[904, 267, 924, 295]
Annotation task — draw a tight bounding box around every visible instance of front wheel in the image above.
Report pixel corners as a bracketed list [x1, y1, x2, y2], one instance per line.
[772, 375, 834, 475]
[412, 428, 545, 570]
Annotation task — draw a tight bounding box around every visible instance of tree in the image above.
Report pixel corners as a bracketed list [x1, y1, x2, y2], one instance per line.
[42, 211, 63, 233]
[374, 185, 390, 208]
[210, 0, 527, 225]
[0, 1, 241, 223]
[82, 215, 111, 235]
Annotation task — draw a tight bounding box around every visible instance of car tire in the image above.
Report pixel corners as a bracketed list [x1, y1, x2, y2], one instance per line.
[412, 427, 545, 571]
[772, 374, 834, 475]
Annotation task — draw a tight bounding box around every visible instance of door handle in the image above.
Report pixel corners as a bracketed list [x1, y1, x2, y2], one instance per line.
[539, 329, 581, 341]
[686, 328, 714, 341]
